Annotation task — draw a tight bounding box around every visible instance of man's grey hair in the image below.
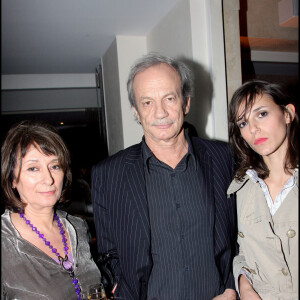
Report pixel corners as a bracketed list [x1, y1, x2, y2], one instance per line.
[127, 53, 194, 110]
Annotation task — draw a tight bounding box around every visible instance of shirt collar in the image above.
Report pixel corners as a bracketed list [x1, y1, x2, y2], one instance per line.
[246, 168, 298, 187]
[246, 169, 260, 183]
[141, 132, 197, 173]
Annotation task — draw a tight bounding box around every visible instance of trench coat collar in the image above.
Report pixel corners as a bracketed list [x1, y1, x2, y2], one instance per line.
[227, 168, 298, 196]
[227, 175, 250, 195]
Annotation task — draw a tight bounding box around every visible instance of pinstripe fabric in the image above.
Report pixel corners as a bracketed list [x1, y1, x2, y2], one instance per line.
[92, 137, 237, 300]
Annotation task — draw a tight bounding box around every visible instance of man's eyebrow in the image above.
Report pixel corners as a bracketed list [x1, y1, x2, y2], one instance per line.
[140, 92, 177, 100]
[140, 96, 154, 101]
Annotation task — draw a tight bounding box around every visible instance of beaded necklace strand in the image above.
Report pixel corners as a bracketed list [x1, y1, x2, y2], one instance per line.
[19, 212, 82, 299]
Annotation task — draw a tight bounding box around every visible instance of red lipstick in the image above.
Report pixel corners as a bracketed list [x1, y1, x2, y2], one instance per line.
[254, 138, 268, 145]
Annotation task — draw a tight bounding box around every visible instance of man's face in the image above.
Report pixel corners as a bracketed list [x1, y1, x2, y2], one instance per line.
[132, 63, 190, 145]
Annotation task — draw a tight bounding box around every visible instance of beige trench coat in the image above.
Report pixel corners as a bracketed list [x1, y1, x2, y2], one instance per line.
[227, 170, 298, 300]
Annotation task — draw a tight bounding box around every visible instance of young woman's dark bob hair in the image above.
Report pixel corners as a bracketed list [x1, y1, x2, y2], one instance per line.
[1, 120, 72, 213]
[228, 80, 298, 180]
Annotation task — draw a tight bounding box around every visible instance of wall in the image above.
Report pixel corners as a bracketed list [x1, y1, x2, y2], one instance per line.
[202, 0, 228, 141]
[101, 36, 146, 155]
[116, 36, 146, 149]
[101, 39, 124, 154]
[223, 0, 242, 103]
[147, 0, 193, 59]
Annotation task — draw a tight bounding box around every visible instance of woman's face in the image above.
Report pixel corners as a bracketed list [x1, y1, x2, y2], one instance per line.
[236, 94, 294, 159]
[13, 144, 64, 213]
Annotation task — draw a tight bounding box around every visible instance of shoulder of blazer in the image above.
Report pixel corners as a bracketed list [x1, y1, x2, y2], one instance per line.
[93, 142, 143, 169]
[91, 142, 143, 186]
[191, 137, 235, 180]
[191, 136, 233, 160]
[91, 142, 144, 197]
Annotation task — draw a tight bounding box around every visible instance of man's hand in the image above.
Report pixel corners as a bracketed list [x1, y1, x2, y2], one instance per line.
[239, 275, 261, 300]
[212, 288, 236, 300]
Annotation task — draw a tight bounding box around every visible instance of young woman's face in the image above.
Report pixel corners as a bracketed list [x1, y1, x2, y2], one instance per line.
[236, 94, 294, 158]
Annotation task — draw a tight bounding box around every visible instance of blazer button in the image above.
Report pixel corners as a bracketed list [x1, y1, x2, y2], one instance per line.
[238, 231, 244, 238]
[281, 268, 288, 276]
[287, 229, 296, 238]
[250, 268, 256, 274]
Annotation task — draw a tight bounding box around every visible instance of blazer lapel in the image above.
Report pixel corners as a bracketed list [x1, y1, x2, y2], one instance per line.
[193, 142, 215, 234]
[124, 143, 151, 242]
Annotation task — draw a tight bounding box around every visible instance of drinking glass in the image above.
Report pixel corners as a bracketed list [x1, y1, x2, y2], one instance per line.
[86, 283, 107, 300]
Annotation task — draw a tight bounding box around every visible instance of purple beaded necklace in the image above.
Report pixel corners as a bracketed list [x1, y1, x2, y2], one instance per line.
[19, 212, 82, 299]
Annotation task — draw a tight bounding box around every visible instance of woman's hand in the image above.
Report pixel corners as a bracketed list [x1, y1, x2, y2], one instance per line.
[239, 275, 261, 300]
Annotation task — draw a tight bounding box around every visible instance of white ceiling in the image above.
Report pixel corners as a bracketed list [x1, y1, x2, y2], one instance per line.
[1, 0, 181, 75]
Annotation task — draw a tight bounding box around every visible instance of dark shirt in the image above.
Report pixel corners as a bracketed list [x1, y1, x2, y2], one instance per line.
[142, 134, 221, 300]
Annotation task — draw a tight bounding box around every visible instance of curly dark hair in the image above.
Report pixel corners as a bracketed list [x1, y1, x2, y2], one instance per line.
[228, 80, 298, 180]
[1, 120, 72, 213]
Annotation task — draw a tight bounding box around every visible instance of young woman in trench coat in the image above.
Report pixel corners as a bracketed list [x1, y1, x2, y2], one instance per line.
[227, 80, 298, 300]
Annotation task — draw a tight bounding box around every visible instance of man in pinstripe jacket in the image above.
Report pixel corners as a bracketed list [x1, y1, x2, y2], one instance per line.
[92, 54, 237, 300]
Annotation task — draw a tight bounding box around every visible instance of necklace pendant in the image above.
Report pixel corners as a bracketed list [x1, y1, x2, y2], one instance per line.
[58, 255, 68, 262]
[59, 255, 74, 274]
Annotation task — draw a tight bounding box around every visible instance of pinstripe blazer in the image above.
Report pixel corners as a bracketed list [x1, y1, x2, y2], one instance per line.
[92, 137, 237, 300]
